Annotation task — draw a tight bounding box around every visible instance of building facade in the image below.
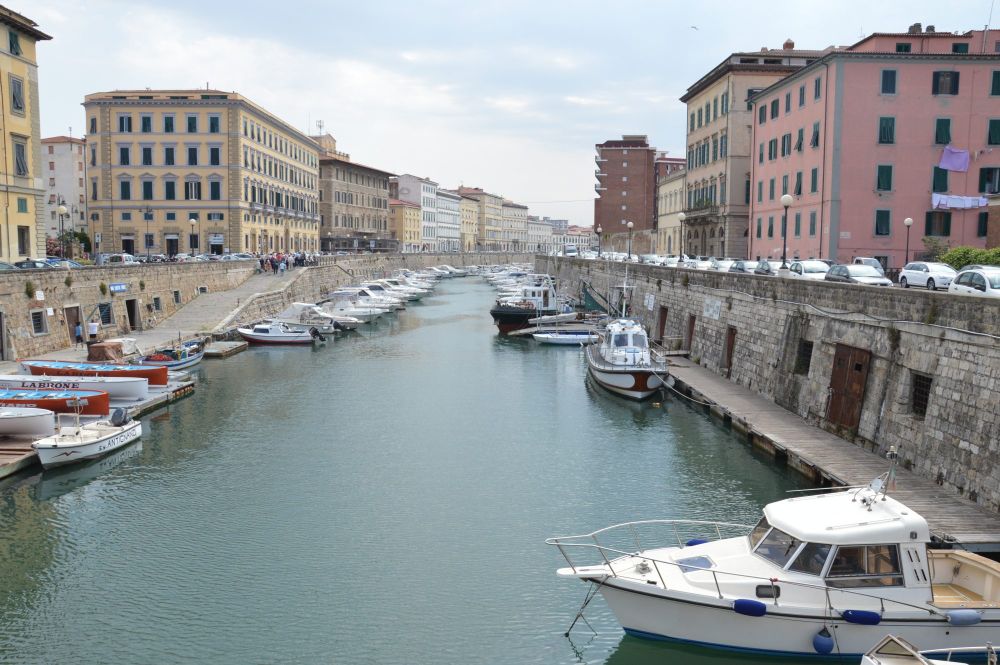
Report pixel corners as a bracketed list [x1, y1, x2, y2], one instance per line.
[435, 189, 461, 251]
[501, 199, 528, 251]
[458, 194, 478, 251]
[527, 215, 554, 253]
[41, 136, 86, 248]
[389, 198, 421, 252]
[594, 135, 657, 254]
[681, 42, 829, 259]
[315, 135, 392, 253]
[750, 28, 1000, 267]
[83, 89, 319, 257]
[457, 186, 503, 250]
[656, 167, 687, 256]
[391, 174, 438, 251]
[2, 8, 50, 262]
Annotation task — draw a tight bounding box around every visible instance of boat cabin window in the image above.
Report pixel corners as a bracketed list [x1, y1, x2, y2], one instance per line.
[631, 334, 647, 349]
[754, 527, 801, 568]
[749, 517, 771, 548]
[825, 544, 903, 587]
[613, 334, 629, 348]
[788, 542, 832, 576]
[253, 327, 269, 333]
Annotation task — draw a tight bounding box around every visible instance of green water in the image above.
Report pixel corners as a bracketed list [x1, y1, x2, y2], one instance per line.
[0, 280, 819, 664]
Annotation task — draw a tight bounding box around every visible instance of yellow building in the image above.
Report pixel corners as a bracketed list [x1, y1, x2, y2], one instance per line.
[389, 198, 421, 252]
[1, 7, 51, 262]
[83, 89, 319, 256]
[657, 168, 686, 256]
[457, 186, 502, 250]
[458, 195, 478, 251]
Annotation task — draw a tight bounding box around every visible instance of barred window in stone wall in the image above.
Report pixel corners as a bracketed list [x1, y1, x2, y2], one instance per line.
[794, 340, 813, 376]
[911, 373, 933, 418]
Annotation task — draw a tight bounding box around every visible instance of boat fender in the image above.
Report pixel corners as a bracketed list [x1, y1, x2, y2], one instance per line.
[840, 609, 881, 625]
[812, 627, 835, 654]
[731, 599, 767, 617]
[685, 539, 708, 547]
[946, 609, 982, 626]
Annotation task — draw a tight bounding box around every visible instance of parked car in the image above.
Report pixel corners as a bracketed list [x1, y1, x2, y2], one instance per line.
[754, 259, 779, 276]
[898, 262, 957, 290]
[660, 256, 681, 267]
[956, 264, 1000, 272]
[788, 260, 831, 280]
[45, 258, 82, 268]
[710, 258, 735, 272]
[15, 259, 54, 269]
[948, 268, 1000, 298]
[0, 261, 17, 270]
[105, 253, 139, 265]
[728, 260, 759, 274]
[172, 253, 194, 262]
[852, 257, 886, 275]
[825, 264, 893, 286]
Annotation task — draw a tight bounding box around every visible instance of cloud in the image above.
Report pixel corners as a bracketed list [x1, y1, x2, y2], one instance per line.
[564, 95, 611, 107]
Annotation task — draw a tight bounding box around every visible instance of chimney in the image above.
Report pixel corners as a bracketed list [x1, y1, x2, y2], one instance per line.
[783, 38, 795, 50]
[926, 25, 935, 33]
[908, 22, 922, 34]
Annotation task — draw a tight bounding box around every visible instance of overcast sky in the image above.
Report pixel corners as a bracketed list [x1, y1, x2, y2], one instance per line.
[28, 0, 1000, 226]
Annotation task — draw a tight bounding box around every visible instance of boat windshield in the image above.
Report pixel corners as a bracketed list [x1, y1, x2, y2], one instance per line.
[748, 516, 771, 548]
[787, 542, 832, 576]
[630, 334, 648, 349]
[825, 545, 904, 587]
[613, 334, 629, 347]
[754, 527, 801, 568]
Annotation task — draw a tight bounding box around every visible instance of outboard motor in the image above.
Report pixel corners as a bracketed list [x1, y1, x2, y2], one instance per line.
[310, 327, 326, 342]
[110, 408, 129, 427]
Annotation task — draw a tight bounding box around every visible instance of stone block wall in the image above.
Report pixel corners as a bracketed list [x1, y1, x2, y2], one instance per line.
[540, 257, 1000, 512]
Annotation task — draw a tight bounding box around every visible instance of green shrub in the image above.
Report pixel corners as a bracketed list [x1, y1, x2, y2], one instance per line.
[24, 281, 35, 299]
[99, 282, 108, 296]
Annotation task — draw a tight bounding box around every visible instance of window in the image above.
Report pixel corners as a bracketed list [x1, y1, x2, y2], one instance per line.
[794, 339, 813, 375]
[184, 181, 201, 200]
[932, 71, 960, 95]
[16, 225, 29, 255]
[789, 542, 831, 576]
[210, 146, 221, 166]
[768, 139, 778, 160]
[721, 92, 729, 114]
[770, 99, 779, 119]
[782, 175, 789, 195]
[209, 115, 220, 133]
[814, 76, 822, 99]
[781, 133, 791, 156]
[932, 166, 948, 193]
[758, 106, 766, 125]
[754, 527, 801, 568]
[924, 210, 952, 236]
[118, 115, 132, 132]
[173, 290, 181, 304]
[809, 211, 817, 236]
[769, 178, 775, 200]
[758, 143, 764, 163]
[145, 233, 155, 249]
[874, 210, 891, 236]
[794, 212, 801, 236]
[91, 179, 97, 200]
[911, 373, 933, 416]
[978, 211, 989, 237]
[166, 212, 176, 221]
[744, 177, 751, 204]
[9, 29, 21, 56]
[187, 146, 198, 165]
[142, 180, 153, 200]
[756, 218, 762, 238]
[153, 296, 162, 311]
[784, 92, 791, 113]
[794, 171, 802, 195]
[164, 116, 175, 133]
[896, 42, 911, 52]
[9, 75, 24, 114]
[165, 181, 176, 200]
[141, 146, 152, 166]
[811, 122, 820, 148]
[980, 167, 1000, 193]
[757, 181, 763, 202]
[690, 113, 695, 131]
[798, 85, 805, 107]
[952, 43, 969, 54]
[210, 181, 221, 200]
[16, 197, 26, 213]
[187, 115, 198, 132]
[89, 116, 97, 133]
[30, 310, 48, 336]
[768, 216, 774, 237]
[119, 146, 130, 165]
[795, 128, 803, 152]
[120, 180, 131, 200]
[140, 115, 152, 133]
[878, 117, 895, 144]
[876, 165, 893, 191]
[993, 72, 1000, 96]
[935, 118, 951, 145]
[720, 134, 728, 158]
[697, 108, 703, 127]
[164, 146, 175, 166]
[989, 119, 1000, 145]
[827, 545, 902, 588]
[881, 70, 897, 95]
[98, 302, 113, 326]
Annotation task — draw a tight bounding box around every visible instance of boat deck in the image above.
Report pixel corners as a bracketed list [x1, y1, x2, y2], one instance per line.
[665, 359, 1000, 553]
[508, 323, 598, 337]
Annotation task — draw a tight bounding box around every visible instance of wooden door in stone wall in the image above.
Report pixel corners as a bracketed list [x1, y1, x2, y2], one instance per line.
[826, 344, 871, 431]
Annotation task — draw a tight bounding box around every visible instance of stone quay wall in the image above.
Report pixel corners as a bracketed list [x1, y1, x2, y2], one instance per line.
[539, 256, 1000, 513]
[1, 262, 257, 359]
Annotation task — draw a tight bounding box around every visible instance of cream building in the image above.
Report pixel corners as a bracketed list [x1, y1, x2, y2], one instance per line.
[435, 189, 461, 252]
[2, 7, 50, 262]
[656, 168, 686, 256]
[457, 186, 502, 250]
[389, 198, 421, 252]
[83, 89, 319, 257]
[501, 200, 529, 251]
[458, 194, 478, 251]
[41, 136, 86, 246]
[527, 215, 553, 253]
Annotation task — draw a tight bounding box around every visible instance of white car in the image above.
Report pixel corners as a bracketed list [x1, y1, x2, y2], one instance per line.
[947, 268, 1000, 298]
[899, 262, 957, 290]
[787, 260, 831, 280]
[710, 258, 735, 271]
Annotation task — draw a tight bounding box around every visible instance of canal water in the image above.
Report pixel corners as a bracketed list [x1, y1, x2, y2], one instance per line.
[0, 279, 818, 665]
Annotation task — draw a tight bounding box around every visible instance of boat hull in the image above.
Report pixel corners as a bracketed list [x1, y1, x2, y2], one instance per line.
[34, 420, 143, 469]
[0, 375, 149, 401]
[139, 351, 204, 370]
[0, 407, 55, 437]
[491, 306, 557, 334]
[594, 579, 1000, 659]
[21, 360, 169, 386]
[0, 390, 110, 416]
[532, 332, 597, 345]
[237, 330, 315, 345]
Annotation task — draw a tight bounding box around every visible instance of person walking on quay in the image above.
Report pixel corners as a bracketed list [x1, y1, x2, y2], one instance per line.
[279, 258, 286, 275]
[87, 318, 100, 341]
[74, 321, 84, 348]
[269, 256, 278, 274]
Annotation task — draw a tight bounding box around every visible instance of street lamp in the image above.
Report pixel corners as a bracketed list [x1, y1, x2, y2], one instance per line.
[189, 217, 198, 255]
[626, 220, 634, 262]
[677, 212, 686, 259]
[596, 225, 603, 258]
[143, 206, 153, 260]
[56, 203, 68, 257]
[780, 194, 794, 269]
[903, 217, 914, 265]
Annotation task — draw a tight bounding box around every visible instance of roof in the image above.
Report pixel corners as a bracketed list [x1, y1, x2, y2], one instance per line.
[457, 186, 501, 199]
[763, 487, 930, 546]
[0, 5, 51, 41]
[41, 136, 85, 145]
[597, 137, 651, 149]
[389, 198, 420, 208]
[319, 153, 394, 177]
[680, 48, 833, 103]
[846, 30, 974, 51]
[502, 199, 528, 209]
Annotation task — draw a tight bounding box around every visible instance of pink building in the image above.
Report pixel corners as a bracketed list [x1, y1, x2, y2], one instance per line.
[749, 26, 1000, 268]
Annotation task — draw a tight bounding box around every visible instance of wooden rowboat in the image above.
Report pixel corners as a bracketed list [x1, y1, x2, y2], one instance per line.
[20, 360, 168, 386]
[0, 389, 110, 416]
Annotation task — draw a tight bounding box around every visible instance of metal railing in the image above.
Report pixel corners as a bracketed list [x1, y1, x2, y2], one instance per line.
[585, 339, 671, 372]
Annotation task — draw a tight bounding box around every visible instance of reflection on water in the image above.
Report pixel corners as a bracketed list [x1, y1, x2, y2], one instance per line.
[0, 279, 813, 665]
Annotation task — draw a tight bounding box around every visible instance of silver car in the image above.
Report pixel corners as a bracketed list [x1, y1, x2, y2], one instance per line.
[947, 268, 1000, 298]
[788, 260, 831, 280]
[898, 262, 957, 290]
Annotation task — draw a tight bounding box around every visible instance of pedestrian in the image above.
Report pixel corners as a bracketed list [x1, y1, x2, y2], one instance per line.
[279, 260, 286, 275]
[87, 318, 100, 341]
[270, 256, 278, 274]
[74, 321, 84, 347]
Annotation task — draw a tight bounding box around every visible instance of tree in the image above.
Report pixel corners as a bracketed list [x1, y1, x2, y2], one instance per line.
[920, 236, 950, 262]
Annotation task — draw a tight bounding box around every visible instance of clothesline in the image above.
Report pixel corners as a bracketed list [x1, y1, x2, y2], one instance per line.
[930, 193, 987, 209]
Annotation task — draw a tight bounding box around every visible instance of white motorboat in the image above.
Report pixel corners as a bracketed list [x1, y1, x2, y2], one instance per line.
[532, 330, 598, 345]
[33, 409, 143, 469]
[334, 286, 404, 311]
[268, 302, 343, 335]
[0, 407, 56, 437]
[320, 298, 383, 324]
[548, 469, 1000, 659]
[585, 319, 667, 399]
[237, 322, 324, 345]
[0, 374, 148, 401]
[361, 281, 421, 302]
[861, 635, 997, 665]
[138, 338, 206, 370]
[438, 264, 468, 276]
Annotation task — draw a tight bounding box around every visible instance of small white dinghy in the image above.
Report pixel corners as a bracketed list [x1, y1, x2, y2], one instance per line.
[532, 330, 598, 345]
[0, 407, 56, 437]
[33, 409, 143, 469]
[0, 374, 149, 401]
[237, 322, 324, 345]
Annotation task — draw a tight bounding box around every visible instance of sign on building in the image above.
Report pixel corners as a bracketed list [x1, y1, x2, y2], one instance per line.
[702, 297, 722, 320]
[109, 283, 128, 294]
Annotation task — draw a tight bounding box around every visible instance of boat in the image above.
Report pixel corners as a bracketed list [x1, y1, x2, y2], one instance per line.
[531, 330, 598, 345]
[268, 302, 343, 335]
[0, 407, 56, 437]
[237, 322, 324, 345]
[33, 409, 143, 469]
[585, 319, 667, 399]
[547, 466, 1000, 659]
[861, 635, 997, 665]
[138, 338, 206, 370]
[35, 440, 143, 501]
[320, 295, 385, 324]
[489, 280, 562, 334]
[0, 388, 110, 416]
[21, 359, 169, 386]
[0, 375, 149, 401]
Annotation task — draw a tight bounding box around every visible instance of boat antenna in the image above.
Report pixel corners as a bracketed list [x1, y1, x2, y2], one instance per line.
[880, 445, 899, 501]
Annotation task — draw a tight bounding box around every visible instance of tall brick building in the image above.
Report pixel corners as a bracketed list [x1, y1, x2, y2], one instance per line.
[594, 135, 657, 254]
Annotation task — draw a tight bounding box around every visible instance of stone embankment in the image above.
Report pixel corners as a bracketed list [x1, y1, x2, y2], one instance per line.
[540, 256, 1000, 513]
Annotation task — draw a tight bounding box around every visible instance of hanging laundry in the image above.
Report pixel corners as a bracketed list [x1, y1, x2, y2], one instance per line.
[939, 146, 970, 172]
[931, 193, 987, 209]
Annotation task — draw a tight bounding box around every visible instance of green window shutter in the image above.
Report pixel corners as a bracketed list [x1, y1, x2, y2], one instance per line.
[795, 172, 802, 195]
[943, 213, 952, 236]
[993, 71, 1000, 95]
[935, 118, 951, 144]
[989, 119, 1000, 145]
[932, 167, 949, 193]
[795, 128, 803, 151]
[756, 218, 762, 238]
[811, 168, 818, 192]
[794, 212, 801, 236]
[878, 117, 895, 144]
[809, 211, 817, 236]
[876, 165, 892, 191]
[757, 181, 763, 202]
[980, 168, 990, 192]
[875, 210, 891, 236]
[932, 72, 940, 95]
[924, 211, 933, 235]
[768, 217, 774, 237]
[16, 197, 27, 213]
[978, 211, 989, 237]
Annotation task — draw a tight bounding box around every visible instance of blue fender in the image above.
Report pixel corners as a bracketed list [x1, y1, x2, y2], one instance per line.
[732, 599, 767, 617]
[946, 609, 982, 626]
[840, 609, 882, 625]
[813, 628, 835, 654]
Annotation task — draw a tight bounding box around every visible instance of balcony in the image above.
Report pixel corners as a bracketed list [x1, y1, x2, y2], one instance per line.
[595, 184, 607, 193]
[682, 201, 720, 221]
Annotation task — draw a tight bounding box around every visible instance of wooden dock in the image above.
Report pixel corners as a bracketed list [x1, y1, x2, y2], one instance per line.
[0, 439, 37, 480]
[204, 341, 248, 358]
[665, 359, 1000, 552]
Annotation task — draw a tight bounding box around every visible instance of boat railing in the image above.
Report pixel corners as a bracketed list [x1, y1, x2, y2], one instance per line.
[546, 519, 956, 617]
[585, 340, 669, 372]
[924, 644, 997, 662]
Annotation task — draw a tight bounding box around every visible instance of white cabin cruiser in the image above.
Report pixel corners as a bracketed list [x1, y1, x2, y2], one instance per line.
[379, 278, 430, 298]
[585, 319, 667, 399]
[319, 298, 383, 324]
[861, 635, 996, 665]
[438, 264, 468, 276]
[362, 281, 422, 302]
[269, 302, 343, 335]
[347, 286, 406, 311]
[548, 473, 1000, 658]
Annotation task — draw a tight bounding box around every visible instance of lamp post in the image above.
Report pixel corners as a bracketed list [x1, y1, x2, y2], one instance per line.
[56, 203, 68, 257]
[626, 220, 634, 262]
[596, 225, 602, 258]
[903, 217, 914, 265]
[780, 194, 793, 270]
[677, 212, 686, 260]
[189, 217, 198, 255]
[143, 206, 153, 260]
